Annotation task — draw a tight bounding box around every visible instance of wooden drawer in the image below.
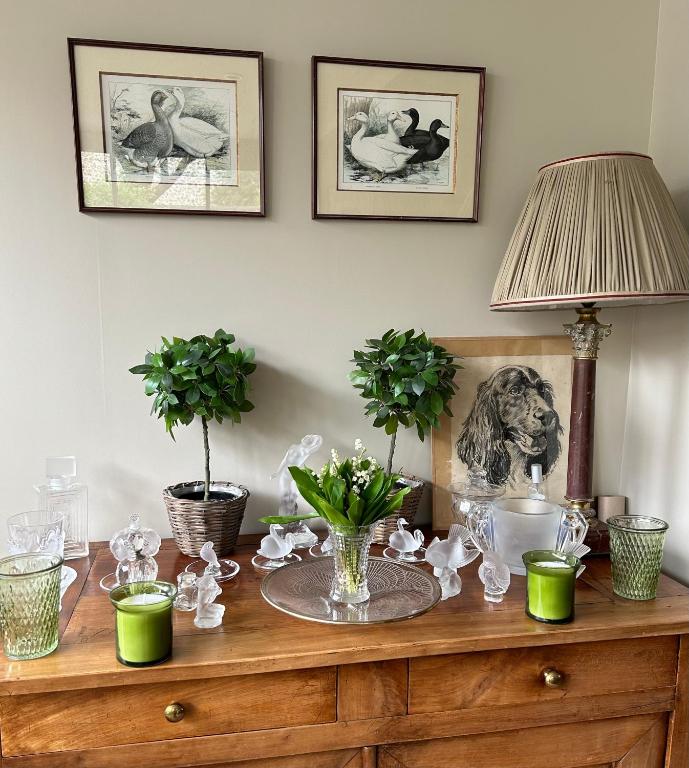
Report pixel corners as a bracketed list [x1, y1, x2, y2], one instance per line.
[409, 637, 677, 714]
[378, 713, 669, 767]
[0, 666, 336, 756]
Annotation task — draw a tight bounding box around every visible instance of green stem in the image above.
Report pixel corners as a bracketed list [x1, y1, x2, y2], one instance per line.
[202, 416, 210, 502]
[386, 430, 397, 475]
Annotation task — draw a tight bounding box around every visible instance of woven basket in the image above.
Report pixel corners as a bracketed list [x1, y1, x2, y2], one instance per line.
[163, 481, 249, 558]
[373, 476, 426, 545]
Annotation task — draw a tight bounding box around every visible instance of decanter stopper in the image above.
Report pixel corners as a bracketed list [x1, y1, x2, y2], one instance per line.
[528, 464, 546, 500]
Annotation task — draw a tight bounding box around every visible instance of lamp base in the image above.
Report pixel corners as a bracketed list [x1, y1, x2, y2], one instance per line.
[563, 306, 612, 511]
[583, 516, 610, 555]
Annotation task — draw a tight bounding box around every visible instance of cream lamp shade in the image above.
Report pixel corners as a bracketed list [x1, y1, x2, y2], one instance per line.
[491, 152, 689, 310]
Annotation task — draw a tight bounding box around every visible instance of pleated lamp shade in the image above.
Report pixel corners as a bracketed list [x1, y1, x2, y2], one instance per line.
[491, 152, 689, 310]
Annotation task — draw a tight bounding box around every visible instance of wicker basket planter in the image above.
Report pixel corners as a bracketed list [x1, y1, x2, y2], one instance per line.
[163, 481, 249, 558]
[373, 475, 426, 545]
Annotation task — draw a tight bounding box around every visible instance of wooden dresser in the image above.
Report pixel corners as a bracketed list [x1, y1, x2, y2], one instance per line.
[0, 538, 687, 768]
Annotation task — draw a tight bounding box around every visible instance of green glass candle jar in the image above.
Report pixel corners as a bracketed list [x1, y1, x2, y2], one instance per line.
[522, 550, 580, 624]
[109, 581, 176, 667]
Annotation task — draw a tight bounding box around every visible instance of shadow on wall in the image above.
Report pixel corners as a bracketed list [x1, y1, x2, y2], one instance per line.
[189, 361, 351, 529]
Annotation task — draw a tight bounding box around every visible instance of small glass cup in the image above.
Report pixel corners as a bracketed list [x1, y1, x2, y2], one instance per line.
[523, 550, 580, 624]
[174, 572, 198, 612]
[7, 510, 65, 557]
[110, 581, 176, 667]
[0, 553, 63, 659]
[607, 515, 668, 600]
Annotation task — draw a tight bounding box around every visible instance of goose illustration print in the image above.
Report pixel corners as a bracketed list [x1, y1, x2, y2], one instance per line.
[338, 89, 458, 193]
[101, 73, 238, 186]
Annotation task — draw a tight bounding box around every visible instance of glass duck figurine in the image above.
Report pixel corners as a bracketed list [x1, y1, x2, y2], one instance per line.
[384, 518, 426, 563]
[252, 524, 301, 571]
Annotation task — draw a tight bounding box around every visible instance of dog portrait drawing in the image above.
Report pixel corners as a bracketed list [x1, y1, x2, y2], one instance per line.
[456, 365, 563, 487]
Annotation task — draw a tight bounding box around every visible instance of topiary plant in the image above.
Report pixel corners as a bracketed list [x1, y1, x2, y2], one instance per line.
[129, 329, 256, 501]
[349, 329, 460, 474]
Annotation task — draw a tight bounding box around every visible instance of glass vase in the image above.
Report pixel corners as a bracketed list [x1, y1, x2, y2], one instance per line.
[0, 553, 63, 660]
[328, 523, 376, 604]
[607, 515, 668, 600]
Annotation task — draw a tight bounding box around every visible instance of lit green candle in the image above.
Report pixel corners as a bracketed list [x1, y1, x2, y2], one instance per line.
[522, 550, 580, 624]
[110, 582, 176, 666]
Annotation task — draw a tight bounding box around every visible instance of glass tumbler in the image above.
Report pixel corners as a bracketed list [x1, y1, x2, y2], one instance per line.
[7, 510, 65, 556]
[0, 553, 63, 659]
[607, 515, 668, 600]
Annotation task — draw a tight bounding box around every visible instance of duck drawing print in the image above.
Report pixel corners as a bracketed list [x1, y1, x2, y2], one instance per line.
[101, 73, 238, 186]
[338, 89, 458, 193]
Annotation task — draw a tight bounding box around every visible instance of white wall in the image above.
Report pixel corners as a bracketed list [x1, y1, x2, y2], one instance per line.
[0, 1, 660, 545]
[620, 0, 689, 584]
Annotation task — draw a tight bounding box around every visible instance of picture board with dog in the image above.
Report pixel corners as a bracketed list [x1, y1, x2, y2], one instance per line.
[432, 336, 572, 530]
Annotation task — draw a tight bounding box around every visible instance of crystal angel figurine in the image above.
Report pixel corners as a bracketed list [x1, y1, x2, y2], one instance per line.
[425, 524, 479, 600]
[272, 435, 323, 548]
[109, 513, 161, 586]
[194, 542, 225, 629]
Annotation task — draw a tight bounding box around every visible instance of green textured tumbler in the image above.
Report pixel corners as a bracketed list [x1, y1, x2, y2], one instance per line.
[607, 515, 668, 600]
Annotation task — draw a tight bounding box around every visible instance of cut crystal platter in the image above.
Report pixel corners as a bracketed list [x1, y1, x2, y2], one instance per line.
[260, 556, 441, 624]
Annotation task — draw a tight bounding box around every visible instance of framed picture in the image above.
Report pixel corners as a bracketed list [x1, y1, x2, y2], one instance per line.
[68, 38, 264, 216]
[432, 337, 573, 529]
[312, 56, 485, 221]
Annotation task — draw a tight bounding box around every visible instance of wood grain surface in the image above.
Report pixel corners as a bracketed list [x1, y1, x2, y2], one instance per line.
[0, 539, 686, 697]
[0, 537, 687, 768]
[1, 667, 336, 755]
[408, 636, 678, 713]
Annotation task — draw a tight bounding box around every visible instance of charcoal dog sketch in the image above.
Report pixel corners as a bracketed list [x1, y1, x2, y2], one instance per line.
[101, 73, 238, 186]
[338, 89, 457, 193]
[456, 365, 563, 488]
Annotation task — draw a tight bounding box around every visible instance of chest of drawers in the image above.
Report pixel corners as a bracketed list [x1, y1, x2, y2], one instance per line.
[0, 539, 686, 768]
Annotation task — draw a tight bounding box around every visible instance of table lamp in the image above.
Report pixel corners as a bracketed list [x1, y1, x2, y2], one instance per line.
[491, 152, 689, 522]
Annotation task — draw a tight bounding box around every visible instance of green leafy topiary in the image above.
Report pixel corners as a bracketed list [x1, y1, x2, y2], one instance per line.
[130, 329, 256, 500]
[349, 329, 460, 473]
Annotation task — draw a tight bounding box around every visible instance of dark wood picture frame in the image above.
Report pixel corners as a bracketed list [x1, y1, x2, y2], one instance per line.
[312, 55, 485, 222]
[68, 38, 265, 217]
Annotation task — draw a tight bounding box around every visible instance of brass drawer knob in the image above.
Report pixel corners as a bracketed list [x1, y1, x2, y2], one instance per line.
[164, 702, 185, 722]
[542, 668, 565, 688]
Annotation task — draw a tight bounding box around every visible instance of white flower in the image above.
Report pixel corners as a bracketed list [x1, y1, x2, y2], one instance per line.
[354, 438, 363, 452]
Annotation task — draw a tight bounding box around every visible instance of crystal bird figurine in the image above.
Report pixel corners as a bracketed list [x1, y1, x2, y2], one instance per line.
[194, 542, 225, 629]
